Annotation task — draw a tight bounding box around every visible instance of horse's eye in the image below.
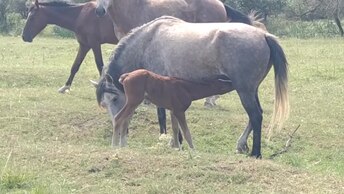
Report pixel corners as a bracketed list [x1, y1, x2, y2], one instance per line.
[112, 96, 118, 102]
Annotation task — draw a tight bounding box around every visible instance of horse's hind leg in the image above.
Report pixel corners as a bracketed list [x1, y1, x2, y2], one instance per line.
[236, 93, 263, 153]
[59, 44, 90, 93]
[157, 107, 167, 134]
[173, 111, 194, 149]
[237, 90, 262, 158]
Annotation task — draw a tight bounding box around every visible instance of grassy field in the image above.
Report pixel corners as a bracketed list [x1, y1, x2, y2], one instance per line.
[0, 36, 343, 193]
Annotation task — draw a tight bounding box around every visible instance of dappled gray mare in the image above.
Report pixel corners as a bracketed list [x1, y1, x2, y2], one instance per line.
[95, 16, 289, 158]
[95, 0, 254, 137]
[112, 69, 232, 148]
[22, 0, 118, 93]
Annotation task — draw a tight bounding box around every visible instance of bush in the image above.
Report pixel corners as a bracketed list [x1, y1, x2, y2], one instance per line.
[6, 12, 25, 36]
[267, 17, 341, 38]
[52, 26, 75, 38]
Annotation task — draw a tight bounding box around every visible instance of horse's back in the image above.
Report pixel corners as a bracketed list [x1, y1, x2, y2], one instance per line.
[141, 17, 271, 84]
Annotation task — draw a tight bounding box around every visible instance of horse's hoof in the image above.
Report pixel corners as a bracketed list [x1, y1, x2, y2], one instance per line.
[250, 153, 262, 159]
[236, 143, 249, 154]
[58, 85, 71, 93]
[204, 102, 215, 108]
[169, 140, 181, 150]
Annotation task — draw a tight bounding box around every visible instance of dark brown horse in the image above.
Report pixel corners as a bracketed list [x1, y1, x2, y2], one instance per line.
[22, 0, 118, 93]
[112, 69, 233, 148]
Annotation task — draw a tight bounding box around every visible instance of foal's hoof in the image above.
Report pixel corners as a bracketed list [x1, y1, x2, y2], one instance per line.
[58, 85, 71, 93]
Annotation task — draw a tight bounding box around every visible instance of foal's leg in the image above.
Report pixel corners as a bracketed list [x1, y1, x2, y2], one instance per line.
[236, 93, 262, 153]
[114, 101, 141, 147]
[173, 111, 194, 149]
[170, 112, 181, 149]
[59, 43, 90, 93]
[237, 90, 263, 158]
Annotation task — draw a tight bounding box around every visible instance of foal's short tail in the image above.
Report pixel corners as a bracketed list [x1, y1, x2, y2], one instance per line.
[265, 34, 290, 137]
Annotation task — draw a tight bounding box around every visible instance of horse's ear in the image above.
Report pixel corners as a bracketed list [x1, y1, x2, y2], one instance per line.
[90, 80, 98, 88]
[34, 0, 39, 8]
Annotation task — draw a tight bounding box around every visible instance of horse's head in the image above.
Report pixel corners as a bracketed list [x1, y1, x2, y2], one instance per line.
[95, 0, 110, 17]
[22, 0, 48, 42]
[92, 75, 126, 121]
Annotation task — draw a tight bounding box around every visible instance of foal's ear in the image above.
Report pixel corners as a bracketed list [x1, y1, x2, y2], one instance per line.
[34, 0, 39, 8]
[90, 80, 98, 88]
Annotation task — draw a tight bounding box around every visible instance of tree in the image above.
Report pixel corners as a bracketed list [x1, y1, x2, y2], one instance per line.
[286, 0, 344, 36]
[224, 0, 287, 20]
[10, 0, 28, 19]
[0, 0, 10, 33]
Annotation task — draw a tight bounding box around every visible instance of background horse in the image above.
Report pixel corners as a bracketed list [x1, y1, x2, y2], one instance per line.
[112, 69, 233, 148]
[22, 0, 118, 93]
[95, 0, 254, 137]
[96, 0, 231, 39]
[95, 16, 289, 158]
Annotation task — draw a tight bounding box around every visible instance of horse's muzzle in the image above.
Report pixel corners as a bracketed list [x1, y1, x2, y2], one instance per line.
[95, 7, 106, 17]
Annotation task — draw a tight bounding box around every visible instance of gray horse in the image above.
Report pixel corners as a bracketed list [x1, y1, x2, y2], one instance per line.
[94, 16, 289, 158]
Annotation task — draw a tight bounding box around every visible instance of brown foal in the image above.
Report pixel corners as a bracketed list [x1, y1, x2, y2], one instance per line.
[112, 69, 233, 148]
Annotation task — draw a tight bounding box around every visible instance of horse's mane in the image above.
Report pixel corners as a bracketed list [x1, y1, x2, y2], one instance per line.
[223, 3, 252, 25]
[104, 16, 182, 92]
[112, 16, 180, 65]
[37, 0, 78, 7]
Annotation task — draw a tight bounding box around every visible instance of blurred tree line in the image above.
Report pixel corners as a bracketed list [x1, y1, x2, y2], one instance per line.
[0, 0, 343, 37]
[222, 0, 344, 36]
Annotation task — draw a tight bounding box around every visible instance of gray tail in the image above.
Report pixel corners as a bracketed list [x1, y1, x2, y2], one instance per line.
[223, 3, 252, 25]
[265, 34, 290, 137]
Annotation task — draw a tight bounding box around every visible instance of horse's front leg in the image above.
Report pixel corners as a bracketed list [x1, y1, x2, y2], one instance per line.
[170, 112, 181, 149]
[112, 117, 121, 147]
[91, 44, 104, 75]
[59, 43, 90, 93]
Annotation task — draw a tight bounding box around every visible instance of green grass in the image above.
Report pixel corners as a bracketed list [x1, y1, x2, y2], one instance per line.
[0, 36, 344, 193]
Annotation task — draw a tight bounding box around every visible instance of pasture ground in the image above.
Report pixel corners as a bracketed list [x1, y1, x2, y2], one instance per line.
[0, 36, 343, 193]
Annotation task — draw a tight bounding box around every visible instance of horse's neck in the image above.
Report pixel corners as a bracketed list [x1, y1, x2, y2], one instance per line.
[43, 5, 83, 32]
[111, 0, 147, 33]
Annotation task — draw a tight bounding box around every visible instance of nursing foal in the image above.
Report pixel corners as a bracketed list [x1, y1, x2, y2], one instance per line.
[112, 69, 233, 148]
